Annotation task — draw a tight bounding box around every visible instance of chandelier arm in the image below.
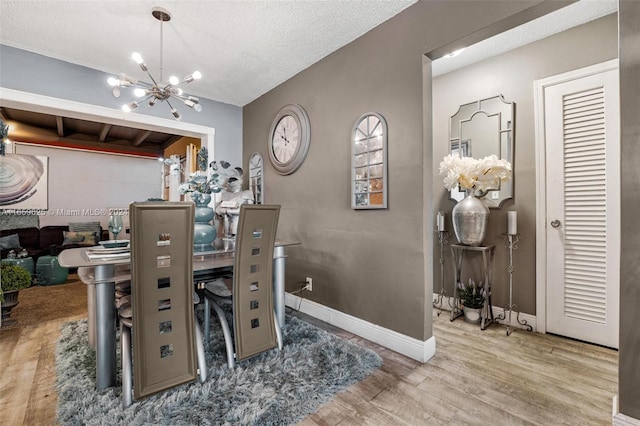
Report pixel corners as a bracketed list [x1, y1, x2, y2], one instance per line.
[143, 70, 161, 88]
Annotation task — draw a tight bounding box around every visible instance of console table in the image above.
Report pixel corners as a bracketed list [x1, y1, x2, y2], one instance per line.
[450, 244, 495, 330]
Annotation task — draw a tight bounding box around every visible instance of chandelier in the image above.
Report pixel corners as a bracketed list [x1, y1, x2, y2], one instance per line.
[107, 7, 202, 120]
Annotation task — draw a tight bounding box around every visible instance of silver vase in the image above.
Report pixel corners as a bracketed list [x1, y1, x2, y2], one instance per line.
[452, 192, 489, 246]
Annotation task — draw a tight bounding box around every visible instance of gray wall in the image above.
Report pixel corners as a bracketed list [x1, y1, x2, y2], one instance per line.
[432, 14, 618, 314]
[0, 44, 243, 165]
[619, 0, 640, 419]
[243, 0, 544, 341]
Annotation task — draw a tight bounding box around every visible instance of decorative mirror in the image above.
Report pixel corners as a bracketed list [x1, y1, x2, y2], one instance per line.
[249, 152, 263, 204]
[449, 95, 515, 208]
[352, 113, 388, 209]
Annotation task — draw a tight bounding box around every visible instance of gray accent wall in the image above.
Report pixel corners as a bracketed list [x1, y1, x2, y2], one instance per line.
[243, 0, 546, 341]
[432, 14, 618, 314]
[0, 44, 242, 165]
[618, 0, 640, 419]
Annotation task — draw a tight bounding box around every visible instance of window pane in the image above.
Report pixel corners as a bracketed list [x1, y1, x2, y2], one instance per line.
[355, 194, 368, 206]
[354, 153, 368, 167]
[355, 167, 367, 179]
[369, 136, 383, 151]
[369, 149, 383, 164]
[369, 164, 383, 178]
[370, 178, 383, 192]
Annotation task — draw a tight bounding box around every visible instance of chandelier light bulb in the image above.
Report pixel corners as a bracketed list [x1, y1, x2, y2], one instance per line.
[122, 101, 139, 113]
[131, 52, 144, 64]
[173, 88, 184, 96]
[148, 98, 157, 106]
[193, 104, 203, 112]
[169, 75, 179, 86]
[133, 88, 147, 98]
[107, 77, 119, 87]
[192, 71, 202, 80]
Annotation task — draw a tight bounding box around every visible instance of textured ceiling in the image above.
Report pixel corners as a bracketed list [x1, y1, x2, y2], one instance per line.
[0, 0, 417, 107]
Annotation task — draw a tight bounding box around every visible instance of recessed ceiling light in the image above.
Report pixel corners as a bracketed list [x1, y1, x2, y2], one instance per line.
[444, 48, 465, 58]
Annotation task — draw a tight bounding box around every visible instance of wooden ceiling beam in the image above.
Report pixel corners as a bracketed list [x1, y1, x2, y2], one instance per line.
[161, 135, 184, 149]
[133, 130, 152, 147]
[56, 116, 64, 137]
[98, 124, 112, 142]
[8, 122, 161, 157]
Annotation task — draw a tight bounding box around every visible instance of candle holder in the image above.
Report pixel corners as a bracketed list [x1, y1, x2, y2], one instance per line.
[433, 228, 449, 316]
[495, 233, 532, 335]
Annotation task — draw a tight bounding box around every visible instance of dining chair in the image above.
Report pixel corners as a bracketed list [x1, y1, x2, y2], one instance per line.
[203, 204, 283, 368]
[118, 201, 206, 408]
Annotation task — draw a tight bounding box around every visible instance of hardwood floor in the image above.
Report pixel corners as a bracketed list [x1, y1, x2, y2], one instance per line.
[0, 294, 617, 425]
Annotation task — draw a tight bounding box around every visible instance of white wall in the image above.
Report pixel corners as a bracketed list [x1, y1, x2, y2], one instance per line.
[15, 143, 161, 231]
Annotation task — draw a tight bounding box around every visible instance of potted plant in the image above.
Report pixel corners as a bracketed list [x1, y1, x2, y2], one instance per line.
[1, 263, 32, 326]
[457, 279, 485, 324]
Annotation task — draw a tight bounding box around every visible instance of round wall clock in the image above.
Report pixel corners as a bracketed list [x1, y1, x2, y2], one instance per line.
[268, 104, 311, 175]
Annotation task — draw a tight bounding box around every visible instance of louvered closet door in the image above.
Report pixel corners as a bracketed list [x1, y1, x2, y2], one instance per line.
[545, 67, 619, 348]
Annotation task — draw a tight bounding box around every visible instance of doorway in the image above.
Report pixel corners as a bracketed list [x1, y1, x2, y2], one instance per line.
[534, 60, 620, 349]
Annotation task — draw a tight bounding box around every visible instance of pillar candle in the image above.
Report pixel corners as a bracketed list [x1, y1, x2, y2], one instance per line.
[437, 211, 445, 232]
[507, 211, 517, 235]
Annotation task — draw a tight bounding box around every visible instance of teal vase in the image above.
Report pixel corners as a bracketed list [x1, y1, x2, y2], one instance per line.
[192, 192, 216, 251]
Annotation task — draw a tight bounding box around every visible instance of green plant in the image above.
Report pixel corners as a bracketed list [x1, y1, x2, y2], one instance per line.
[1, 263, 32, 292]
[457, 279, 485, 309]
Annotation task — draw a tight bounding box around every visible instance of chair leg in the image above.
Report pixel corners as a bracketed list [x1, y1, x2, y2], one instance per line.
[204, 297, 211, 344]
[273, 312, 283, 351]
[210, 301, 235, 369]
[121, 325, 133, 409]
[193, 311, 207, 383]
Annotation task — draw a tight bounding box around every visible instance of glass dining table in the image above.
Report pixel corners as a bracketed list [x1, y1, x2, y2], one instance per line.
[58, 240, 300, 391]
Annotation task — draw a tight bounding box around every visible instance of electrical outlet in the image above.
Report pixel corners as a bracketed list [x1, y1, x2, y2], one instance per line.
[305, 276, 313, 291]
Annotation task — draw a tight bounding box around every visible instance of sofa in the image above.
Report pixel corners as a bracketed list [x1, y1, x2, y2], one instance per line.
[0, 225, 108, 261]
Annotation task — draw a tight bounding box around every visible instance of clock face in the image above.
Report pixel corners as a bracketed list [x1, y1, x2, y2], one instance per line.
[271, 115, 300, 164]
[268, 104, 311, 175]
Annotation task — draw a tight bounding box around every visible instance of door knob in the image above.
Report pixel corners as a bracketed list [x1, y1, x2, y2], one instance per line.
[550, 219, 561, 228]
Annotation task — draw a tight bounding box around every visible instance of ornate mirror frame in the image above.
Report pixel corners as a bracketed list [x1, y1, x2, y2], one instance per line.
[449, 94, 515, 208]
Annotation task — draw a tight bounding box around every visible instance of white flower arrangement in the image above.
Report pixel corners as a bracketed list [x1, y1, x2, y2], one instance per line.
[176, 147, 243, 197]
[439, 154, 512, 192]
[178, 160, 243, 195]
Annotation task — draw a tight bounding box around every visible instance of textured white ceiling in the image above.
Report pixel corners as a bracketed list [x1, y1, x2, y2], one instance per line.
[0, 1, 618, 107]
[0, 0, 417, 106]
[432, 0, 618, 77]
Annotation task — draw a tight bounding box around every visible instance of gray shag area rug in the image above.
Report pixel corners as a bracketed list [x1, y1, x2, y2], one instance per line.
[55, 308, 382, 425]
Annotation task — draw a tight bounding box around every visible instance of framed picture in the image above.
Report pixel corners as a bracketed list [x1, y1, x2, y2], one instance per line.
[0, 154, 48, 209]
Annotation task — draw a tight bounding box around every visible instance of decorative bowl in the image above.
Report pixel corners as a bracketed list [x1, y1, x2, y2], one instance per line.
[98, 240, 130, 248]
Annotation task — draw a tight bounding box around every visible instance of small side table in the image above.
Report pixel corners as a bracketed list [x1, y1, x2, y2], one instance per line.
[450, 244, 495, 330]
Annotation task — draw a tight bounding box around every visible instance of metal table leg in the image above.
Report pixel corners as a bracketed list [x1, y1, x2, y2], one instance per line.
[94, 264, 116, 390]
[87, 284, 96, 349]
[273, 246, 286, 328]
[450, 246, 464, 322]
[480, 247, 495, 330]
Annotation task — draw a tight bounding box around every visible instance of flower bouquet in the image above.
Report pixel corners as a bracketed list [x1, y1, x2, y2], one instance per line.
[178, 147, 243, 197]
[438, 154, 511, 194]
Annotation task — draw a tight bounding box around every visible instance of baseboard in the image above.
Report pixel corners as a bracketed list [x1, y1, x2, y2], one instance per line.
[613, 396, 640, 425]
[286, 293, 436, 363]
[433, 295, 537, 332]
